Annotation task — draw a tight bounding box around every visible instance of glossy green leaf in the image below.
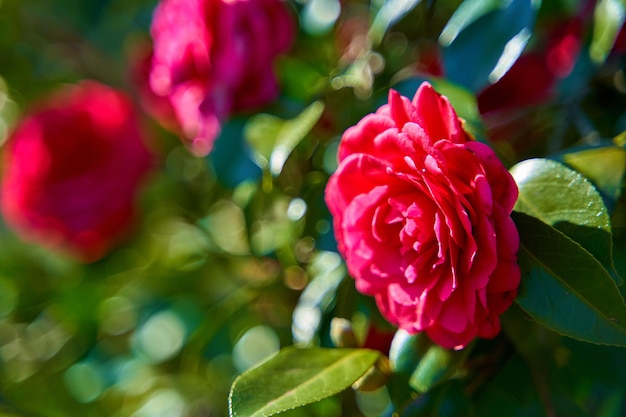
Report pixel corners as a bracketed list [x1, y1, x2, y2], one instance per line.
[510, 158, 621, 285]
[369, 0, 422, 45]
[590, 0, 626, 64]
[439, 0, 505, 45]
[228, 347, 381, 417]
[558, 145, 626, 209]
[513, 212, 626, 346]
[245, 101, 324, 175]
[440, 0, 541, 92]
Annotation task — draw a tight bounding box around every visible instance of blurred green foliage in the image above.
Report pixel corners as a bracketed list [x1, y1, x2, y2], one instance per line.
[0, 0, 625, 416]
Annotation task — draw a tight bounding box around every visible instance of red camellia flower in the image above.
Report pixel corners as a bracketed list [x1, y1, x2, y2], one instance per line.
[325, 83, 520, 349]
[149, 0, 295, 156]
[1, 82, 153, 263]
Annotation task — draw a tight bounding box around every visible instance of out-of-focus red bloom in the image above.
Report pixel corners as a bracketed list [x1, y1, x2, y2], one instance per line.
[475, 12, 590, 152]
[477, 53, 556, 115]
[130, 42, 179, 132]
[478, 15, 585, 117]
[325, 83, 520, 350]
[148, 0, 295, 156]
[545, 16, 584, 78]
[0, 82, 153, 263]
[613, 23, 626, 55]
[415, 41, 445, 78]
[410, 6, 592, 153]
[362, 324, 395, 356]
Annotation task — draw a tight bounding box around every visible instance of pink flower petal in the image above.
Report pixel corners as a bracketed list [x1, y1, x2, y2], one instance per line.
[325, 82, 520, 349]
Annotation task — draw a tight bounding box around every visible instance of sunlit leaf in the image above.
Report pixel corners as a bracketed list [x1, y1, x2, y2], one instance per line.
[244, 114, 283, 166]
[245, 101, 324, 176]
[556, 145, 626, 211]
[615, 130, 626, 147]
[228, 347, 381, 417]
[266, 101, 323, 175]
[513, 212, 626, 346]
[369, 0, 422, 45]
[440, 0, 541, 92]
[292, 251, 346, 346]
[439, 0, 503, 45]
[511, 158, 621, 285]
[302, 0, 341, 35]
[590, 0, 626, 64]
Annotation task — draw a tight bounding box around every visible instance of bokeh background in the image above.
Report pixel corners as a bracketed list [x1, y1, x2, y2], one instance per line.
[0, 0, 625, 416]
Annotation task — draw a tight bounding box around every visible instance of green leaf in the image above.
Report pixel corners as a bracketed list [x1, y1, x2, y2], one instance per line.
[244, 114, 283, 166]
[510, 158, 621, 285]
[440, 0, 541, 92]
[590, 0, 626, 64]
[439, 0, 504, 45]
[429, 382, 473, 417]
[401, 382, 473, 417]
[228, 347, 382, 417]
[276, 57, 327, 101]
[513, 211, 626, 346]
[244, 101, 325, 176]
[473, 354, 540, 417]
[557, 145, 626, 209]
[292, 251, 346, 346]
[597, 390, 625, 417]
[369, 0, 422, 45]
[615, 130, 626, 147]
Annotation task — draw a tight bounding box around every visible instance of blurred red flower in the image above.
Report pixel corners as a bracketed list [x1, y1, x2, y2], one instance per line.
[476, 10, 590, 152]
[130, 43, 179, 133]
[325, 83, 520, 350]
[362, 324, 395, 355]
[1, 82, 153, 263]
[148, 0, 295, 156]
[478, 14, 585, 114]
